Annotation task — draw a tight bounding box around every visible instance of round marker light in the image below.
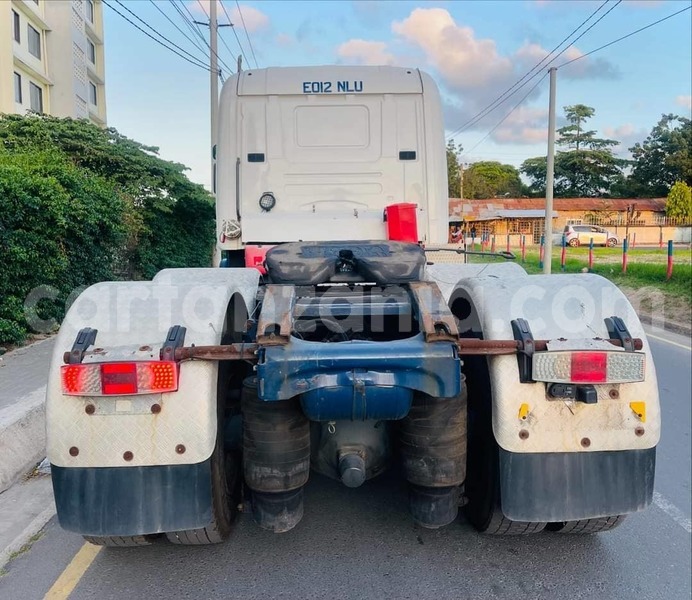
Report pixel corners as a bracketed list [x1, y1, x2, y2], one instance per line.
[259, 192, 276, 212]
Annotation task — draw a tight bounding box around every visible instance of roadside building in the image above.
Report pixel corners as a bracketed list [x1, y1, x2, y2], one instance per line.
[0, 0, 106, 125]
[449, 197, 690, 245]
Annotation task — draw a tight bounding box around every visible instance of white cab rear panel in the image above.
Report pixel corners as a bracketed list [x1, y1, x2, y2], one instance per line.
[216, 66, 448, 248]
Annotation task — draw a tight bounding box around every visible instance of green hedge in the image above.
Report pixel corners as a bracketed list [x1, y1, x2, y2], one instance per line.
[0, 115, 215, 345]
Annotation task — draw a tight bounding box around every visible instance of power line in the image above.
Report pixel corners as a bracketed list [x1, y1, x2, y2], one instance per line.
[218, 0, 250, 68]
[103, 0, 209, 71]
[558, 4, 692, 68]
[193, 0, 238, 75]
[113, 0, 210, 67]
[149, 0, 208, 58]
[461, 72, 549, 157]
[235, 0, 259, 68]
[447, 0, 619, 140]
[450, 0, 621, 139]
[177, 0, 209, 45]
[457, 3, 691, 162]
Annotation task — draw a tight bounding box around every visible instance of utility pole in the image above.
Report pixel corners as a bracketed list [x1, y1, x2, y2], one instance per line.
[194, 6, 229, 194]
[210, 0, 218, 194]
[543, 67, 557, 274]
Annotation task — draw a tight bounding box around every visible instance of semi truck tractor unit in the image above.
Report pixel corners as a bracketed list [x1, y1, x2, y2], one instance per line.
[46, 66, 659, 546]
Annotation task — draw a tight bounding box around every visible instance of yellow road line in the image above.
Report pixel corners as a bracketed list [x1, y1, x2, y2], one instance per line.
[646, 332, 692, 352]
[44, 542, 102, 600]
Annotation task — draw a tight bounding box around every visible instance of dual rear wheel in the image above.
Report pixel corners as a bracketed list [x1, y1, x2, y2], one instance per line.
[462, 355, 623, 536]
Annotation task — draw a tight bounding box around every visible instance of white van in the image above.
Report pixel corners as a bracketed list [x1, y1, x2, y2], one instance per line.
[215, 66, 449, 263]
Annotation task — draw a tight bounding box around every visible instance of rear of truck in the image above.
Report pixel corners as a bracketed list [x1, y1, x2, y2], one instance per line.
[45, 66, 659, 546]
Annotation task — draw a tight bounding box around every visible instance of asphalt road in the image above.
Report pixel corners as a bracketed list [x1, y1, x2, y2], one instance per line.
[0, 328, 690, 600]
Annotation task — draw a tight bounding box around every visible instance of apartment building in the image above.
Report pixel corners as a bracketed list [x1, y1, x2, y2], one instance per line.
[0, 0, 107, 125]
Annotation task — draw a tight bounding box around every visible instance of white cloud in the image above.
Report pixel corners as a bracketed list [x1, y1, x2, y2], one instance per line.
[491, 106, 549, 145]
[392, 8, 619, 145]
[392, 8, 513, 90]
[189, 1, 269, 32]
[603, 123, 648, 155]
[229, 4, 269, 32]
[337, 39, 395, 66]
[515, 43, 618, 80]
[675, 95, 692, 111]
[332, 8, 617, 148]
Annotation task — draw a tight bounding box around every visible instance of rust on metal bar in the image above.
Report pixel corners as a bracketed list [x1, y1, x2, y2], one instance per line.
[408, 281, 460, 343]
[173, 344, 259, 361]
[256, 284, 295, 346]
[63, 337, 643, 363]
[455, 337, 643, 355]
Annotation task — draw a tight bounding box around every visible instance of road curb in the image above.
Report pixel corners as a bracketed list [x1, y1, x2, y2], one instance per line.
[0, 504, 56, 570]
[638, 312, 692, 338]
[0, 388, 46, 494]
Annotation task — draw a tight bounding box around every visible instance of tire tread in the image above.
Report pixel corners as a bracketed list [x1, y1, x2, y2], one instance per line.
[83, 535, 151, 547]
[551, 515, 626, 534]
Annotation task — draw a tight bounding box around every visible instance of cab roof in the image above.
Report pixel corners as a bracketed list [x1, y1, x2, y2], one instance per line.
[236, 65, 423, 96]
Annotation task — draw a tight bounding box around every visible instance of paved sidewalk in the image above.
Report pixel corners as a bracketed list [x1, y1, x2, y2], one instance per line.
[0, 338, 55, 412]
[0, 338, 55, 493]
[0, 475, 55, 569]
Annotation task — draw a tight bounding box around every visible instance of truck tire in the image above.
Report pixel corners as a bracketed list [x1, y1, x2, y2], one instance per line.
[83, 535, 153, 547]
[464, 437, 546, 535]
[462, 355, 546, 535]
[548, 515, 626, 534]
[165, 443, 239, 545]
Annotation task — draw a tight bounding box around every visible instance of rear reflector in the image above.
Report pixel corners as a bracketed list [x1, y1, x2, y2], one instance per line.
[532, 351, 645, 384]
[61, 362, 178, 396]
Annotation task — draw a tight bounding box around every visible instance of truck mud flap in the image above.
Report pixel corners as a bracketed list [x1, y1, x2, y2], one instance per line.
[499, 447, 655, 522]
[51, 460, 213, 536]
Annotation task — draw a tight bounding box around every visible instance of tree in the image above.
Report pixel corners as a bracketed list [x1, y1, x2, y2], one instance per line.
[0, 114, 215, 278]
[446, 139, 462, 197]
[666, 181, 692, 223]
[0, 147, 127, 343]
[557, 104, 618, 151]
[0, 114, 216, 344]
[521, 104, 625, 197]
[463, 161, 523, 198]
[628, 115, 692, 197]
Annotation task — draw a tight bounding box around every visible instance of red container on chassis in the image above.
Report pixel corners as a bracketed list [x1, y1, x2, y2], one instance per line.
[385, 203, 419, 243]
[245, 245, 273, 275]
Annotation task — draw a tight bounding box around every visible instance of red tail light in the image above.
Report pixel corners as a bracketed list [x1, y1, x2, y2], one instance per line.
[61, 362, 179, 396]
[101, 362, 138, 395]
[532, 350, 645, 384]
[570, 352, 607, 383]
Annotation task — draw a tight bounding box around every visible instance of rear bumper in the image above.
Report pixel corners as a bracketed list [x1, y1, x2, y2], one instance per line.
[258, 336, 462, 420]
[51, 460, 213, 536]
[500, 447, 656, 522]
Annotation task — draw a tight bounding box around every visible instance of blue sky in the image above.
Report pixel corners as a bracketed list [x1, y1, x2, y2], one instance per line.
[104, 1, 692, 189]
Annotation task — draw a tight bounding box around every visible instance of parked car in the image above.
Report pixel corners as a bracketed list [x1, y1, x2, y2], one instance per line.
[563, 224, 619, 247]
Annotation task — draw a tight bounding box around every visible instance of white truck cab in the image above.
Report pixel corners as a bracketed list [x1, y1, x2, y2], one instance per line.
[215, 66, 449, 259]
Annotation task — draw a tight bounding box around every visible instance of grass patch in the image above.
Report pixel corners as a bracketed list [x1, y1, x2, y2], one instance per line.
[7, 531, 45, 563]
[516, 250, 692, 302]
[444, 244, 692, 327]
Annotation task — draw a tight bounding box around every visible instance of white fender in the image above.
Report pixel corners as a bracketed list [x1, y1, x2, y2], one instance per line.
[47, 268, 260, 469]
[427, 268, 660, 454]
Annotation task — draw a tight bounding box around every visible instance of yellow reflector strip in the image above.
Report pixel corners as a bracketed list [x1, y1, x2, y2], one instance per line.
[629, 401, 646, 423]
